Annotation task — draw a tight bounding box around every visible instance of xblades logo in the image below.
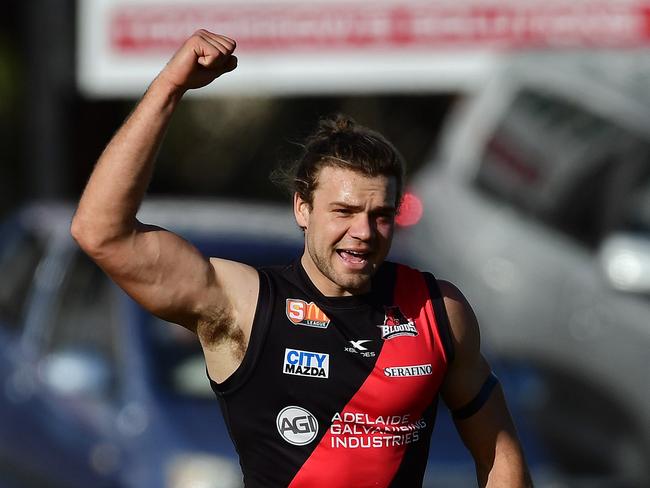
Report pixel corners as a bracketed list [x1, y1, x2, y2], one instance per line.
[344, 340, 376, 358]
[276, 406, 318, 445]
[349, 340, 371, 351]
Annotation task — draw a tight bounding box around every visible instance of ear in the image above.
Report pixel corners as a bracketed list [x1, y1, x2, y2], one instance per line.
[293, 192, 310, 230]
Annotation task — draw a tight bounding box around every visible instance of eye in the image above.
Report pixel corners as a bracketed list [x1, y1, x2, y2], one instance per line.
[375, 211, 396, 222]
[333, 208, 352, 215]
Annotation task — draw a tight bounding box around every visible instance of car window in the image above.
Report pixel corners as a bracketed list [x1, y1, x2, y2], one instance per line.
[41, 250, 119, 399]
[628, 182, 650, 226]
[474, 89, 650, 248]
[0, 222, 46, 332]
[148, 320, 210, 399]
[192, 236, 302, 267]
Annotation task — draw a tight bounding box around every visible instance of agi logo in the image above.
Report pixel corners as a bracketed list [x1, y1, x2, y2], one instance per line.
[378, 306, 418, 340]
[286, 299, 330, 329]
[283, 348, 329, 378]
[276, 406, 318, 445]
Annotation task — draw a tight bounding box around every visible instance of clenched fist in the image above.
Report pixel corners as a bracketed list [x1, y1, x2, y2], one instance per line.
[157, 29, 237, 93]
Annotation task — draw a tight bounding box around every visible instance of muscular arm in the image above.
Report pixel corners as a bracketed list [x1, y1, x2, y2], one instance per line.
[439, 280, 532, 487]
[71, 31, 257, 378]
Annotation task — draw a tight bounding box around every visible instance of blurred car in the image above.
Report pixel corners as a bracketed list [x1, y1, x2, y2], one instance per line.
[405, 52, 650, 487]
[0, 199, 303, 488]
[0, 197, 553, 487]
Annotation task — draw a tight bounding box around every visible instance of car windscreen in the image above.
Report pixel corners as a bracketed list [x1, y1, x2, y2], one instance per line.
[475, 89, 650, 248]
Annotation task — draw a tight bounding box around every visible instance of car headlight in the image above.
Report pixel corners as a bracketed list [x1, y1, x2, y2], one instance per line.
[166, 453, 242, 488]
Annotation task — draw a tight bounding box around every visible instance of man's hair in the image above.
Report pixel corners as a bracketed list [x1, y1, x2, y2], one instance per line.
[273, 114, 406, 207]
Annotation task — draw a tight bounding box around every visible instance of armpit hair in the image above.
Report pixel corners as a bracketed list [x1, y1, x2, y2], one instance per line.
[196, 305, 246, 360]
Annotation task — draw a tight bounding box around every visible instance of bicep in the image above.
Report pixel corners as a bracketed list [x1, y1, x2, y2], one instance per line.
[439, 279, 491, 410]
[92, 222, 254, 330]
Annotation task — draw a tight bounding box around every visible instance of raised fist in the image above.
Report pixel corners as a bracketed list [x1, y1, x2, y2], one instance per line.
[158, 29, 237, 92]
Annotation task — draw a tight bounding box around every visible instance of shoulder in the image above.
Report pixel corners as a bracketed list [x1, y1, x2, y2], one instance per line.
[390, 264, 480, 342]
[438, 280, 476, 325]
[258, 262, 295, 278]
[437, 279, 481, 354]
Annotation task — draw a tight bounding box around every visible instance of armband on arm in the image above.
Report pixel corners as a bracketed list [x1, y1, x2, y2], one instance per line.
[452, 372, 499, 420]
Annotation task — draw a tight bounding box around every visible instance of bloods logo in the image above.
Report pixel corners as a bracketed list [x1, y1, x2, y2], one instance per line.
[378, 306, 418, 339]
[283, 348, 329, 378]
[286, 299, 330, 329]
[277, 406, 318, 445]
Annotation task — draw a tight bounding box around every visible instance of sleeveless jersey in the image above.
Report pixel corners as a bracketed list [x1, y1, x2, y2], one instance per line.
[209, 260, 454, 487]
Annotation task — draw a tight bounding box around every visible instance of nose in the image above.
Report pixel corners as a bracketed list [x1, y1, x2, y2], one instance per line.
[348, 213, 373, 241]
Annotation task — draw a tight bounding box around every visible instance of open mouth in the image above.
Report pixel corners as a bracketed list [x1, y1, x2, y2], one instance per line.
[337, 249, 370, 265]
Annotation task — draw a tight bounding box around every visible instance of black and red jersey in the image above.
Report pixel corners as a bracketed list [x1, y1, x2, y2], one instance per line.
[210, 260, 454, 487]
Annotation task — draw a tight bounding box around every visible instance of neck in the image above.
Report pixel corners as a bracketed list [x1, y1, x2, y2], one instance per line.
[300, 253, 369, 297]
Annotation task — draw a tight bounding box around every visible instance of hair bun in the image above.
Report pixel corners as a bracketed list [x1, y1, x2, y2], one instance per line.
[317, 114, 356, 137]
[332, 114, 355, 133]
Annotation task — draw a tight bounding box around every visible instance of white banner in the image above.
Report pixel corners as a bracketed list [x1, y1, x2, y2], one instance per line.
[77, 0, 650, 97]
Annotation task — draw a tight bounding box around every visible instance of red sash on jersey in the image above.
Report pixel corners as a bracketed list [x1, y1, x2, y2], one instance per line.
[288, 264, 449, 488]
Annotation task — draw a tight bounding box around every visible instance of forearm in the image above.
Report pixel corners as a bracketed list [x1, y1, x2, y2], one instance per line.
[72, 76, 183, 249]
[463, 406, 533, 487]
[482, 464, 532, 487]
[73, 30, 237, 252]
[478, 437, 532, 488]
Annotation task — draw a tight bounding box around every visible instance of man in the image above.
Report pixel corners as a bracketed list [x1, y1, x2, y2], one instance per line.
[72, 30, 531, 487]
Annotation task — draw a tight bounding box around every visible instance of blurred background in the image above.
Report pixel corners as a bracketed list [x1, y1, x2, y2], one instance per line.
[1, 0, 649, 487]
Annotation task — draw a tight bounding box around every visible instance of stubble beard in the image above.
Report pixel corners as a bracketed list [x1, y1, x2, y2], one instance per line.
[306, 238, 372, 294]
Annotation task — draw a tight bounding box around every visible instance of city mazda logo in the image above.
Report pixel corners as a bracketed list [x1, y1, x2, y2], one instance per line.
[283, 348, 329, 378]
[276, 406, 319, 445]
